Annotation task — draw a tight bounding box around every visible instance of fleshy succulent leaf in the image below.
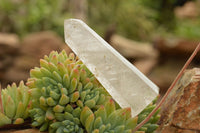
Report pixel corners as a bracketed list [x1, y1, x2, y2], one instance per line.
[0, 112, 11, 126]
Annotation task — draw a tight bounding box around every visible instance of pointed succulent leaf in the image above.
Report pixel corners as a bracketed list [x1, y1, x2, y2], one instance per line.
[40, 59, 49, 69]
[64, 112, 73, 121]
[72, 107, 81, 118]
[29, 88, 41, 99]
[76, 100, 84, 108]
[5, 96, 16, 118]
[53, 105, 64, 113]
[85, 114, 95, 132]
[94, 106, 107, 123]
[69, 78, 78, 93]
[13, 118, 24, 124]
[46, 97, 56, 106]
[104, 99, 115, 116]
[30, 69, 43, 78]
[52, 71, 62, 83]
[99, 125, 106, 133]
[85, 99, 96, 108]
[93, 117, 103, 130]
[40, 96, 47, 106]
[83, 82, 93, 90]
[50, 91, 60, 100]
[65, 104, 73, 113]
[46, 108, 55, 120]
[59, 94, 69, 105]
[80, 106, 93, 126]
[63, 74, 70, 89]
[70, 91, 80, 103]
[55, 113, 65, 121]
[14, 101, 25, 119]
[50, 122, 62, 129]
[0, 112, 11, 126]
[40, 67, 52, 78]
[40, 122, 49, 131]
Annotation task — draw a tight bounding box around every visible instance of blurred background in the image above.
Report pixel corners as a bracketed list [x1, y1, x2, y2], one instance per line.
[0, 0, 200, 97]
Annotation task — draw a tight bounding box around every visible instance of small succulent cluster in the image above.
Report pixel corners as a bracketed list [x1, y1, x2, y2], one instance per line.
[0, 81, 32, 126]
[0, 50, 160, 133]
[49, 105, 83, 133]
[137, 99, 160, 133]
[27, 51, 111, 132]
[80, 99, 138, 133]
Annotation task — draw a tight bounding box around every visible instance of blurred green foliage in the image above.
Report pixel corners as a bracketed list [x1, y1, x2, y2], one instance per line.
[88, 0, 156, 41]
[0, 0, 71, 37]
[173, 18, 200, 39]
[139, 0, 200, 40]
[0, 0, 157, 41]
[84, 0, 200, 41]
[0, 0, 199, 41]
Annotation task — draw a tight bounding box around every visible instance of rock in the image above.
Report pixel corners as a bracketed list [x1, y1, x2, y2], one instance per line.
[0, 55, 13, 71]
[156, 68, 200, 132]
[175, 1, 200, 19]
[148, 58, 189, 96]
[0, 33, 20, 55]
[0, 129, 46, 133]
[0, 31, 72, 87]
[154, 37, 199, 57]
[0, 71, 4, 80]
[0, 33, 19, 84]
[13, 55, 39, 71]
[134, 58, 158, 75]
[110, 34, 158, 59]
[2, 68, 29, 86]
[21, 31, 67, 60]
[152, 37, 200, 96]
[2, 55, 39, 86]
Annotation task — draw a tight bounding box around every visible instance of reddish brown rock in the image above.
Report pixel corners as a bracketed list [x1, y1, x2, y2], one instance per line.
[156, 68, 200, 132]
[134, 58, 158, 75]
[175, 1, 200, 19]
[0, 129, 46, 133]
[21, 31, 67, 60]
[154, 37, 200, 58]
[0, 55, 13, 70]
[1, 31, 71, 88]
[110, 34, 158, 59]
[0, 33, 20, 83]
[0, 33, 20, 55]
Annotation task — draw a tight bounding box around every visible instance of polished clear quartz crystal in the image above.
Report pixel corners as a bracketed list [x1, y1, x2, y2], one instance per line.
[64, 19, 159, 117]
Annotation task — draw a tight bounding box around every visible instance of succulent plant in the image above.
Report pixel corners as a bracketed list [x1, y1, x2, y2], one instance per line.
[138, 99, 160, 133]
[80, 99, 138, 133]
[0, 81, 32, 126]
[27, 50, 111, 131]
[26, 50, 160, 133]
[49, 105, 83, 133]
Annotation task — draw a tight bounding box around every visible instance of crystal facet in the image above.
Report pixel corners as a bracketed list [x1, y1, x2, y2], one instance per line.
[64, 19, 159, 117]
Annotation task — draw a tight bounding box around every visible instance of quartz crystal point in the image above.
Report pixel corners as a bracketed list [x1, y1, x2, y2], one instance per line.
[64, 19, 159, 117]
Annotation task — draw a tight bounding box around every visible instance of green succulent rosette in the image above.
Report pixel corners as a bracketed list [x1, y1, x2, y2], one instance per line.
[27, 51, 111, 131]
[0, 81, 32, 126]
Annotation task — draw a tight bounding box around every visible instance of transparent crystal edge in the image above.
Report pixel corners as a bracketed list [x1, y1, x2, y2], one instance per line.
[64, 19, 159, 117]
[64, 19, 159, 94]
